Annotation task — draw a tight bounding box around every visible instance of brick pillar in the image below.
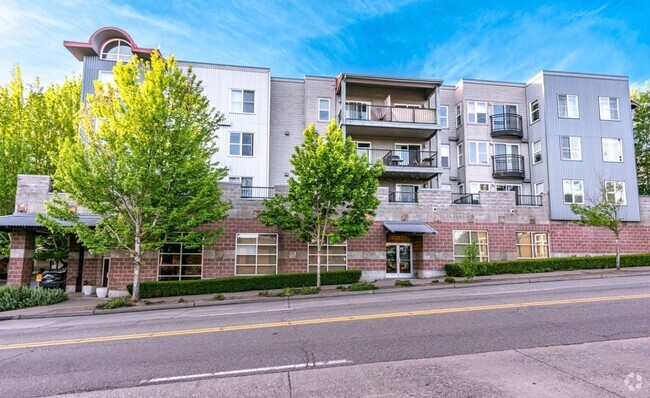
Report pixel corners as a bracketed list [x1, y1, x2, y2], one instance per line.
[66, 236, 81, 293]
[7, 229, 36, 286]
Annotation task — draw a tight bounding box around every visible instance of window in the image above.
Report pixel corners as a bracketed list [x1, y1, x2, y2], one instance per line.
[563, 179, 584, 204]
[439, 105, 448, 128]
[496, 184, 521, 194]
[229, 132, 254, 156]
[560, 136, 581, 161]
[604, 181, 626, 205]
[308, 237, 347, 272]
[532, 140, 542, 164]
[534, 181, 544, 195]
[458, 183, 464, 193]
[100, 39, 133, 61]
[235, 233, 278, 275]
[599, 97, 619, 120]
[441, 144, 450, 168]
[318, 98, 331, 121]
[467, 101, 487, 124]
[440, 183, 452, 190]
[453, 230, 489, 262]
[516, 232, 549, 259]
[602, 138, 623, 162]
[529, 99, 540, 123]
[229, 176, 253, 197]
[457, 142, 464, 167]
[468, 141, 489, 164]
[346, 101, 370, 120]
[98, 71, 114, 85]
[456, 103, 462, 127]
[158, 237, 202, 281]
[230, 89, 255, 113]
[558, 94, 579, 118]
[469, 182, 490, 194]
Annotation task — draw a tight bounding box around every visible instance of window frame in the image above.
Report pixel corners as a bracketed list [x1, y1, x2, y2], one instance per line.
[468, 141, 489, 165]
[560, 136, 582, 161]
[100, 38, 133, 62]
[529, 98, 540, 124]
[516, 232, 549, 259]
[562, 179, 584, 204]
[532, 139, 542, 164]
[157, 235, 203, 281]
[599, 96, 620, 121]
[229, 132, 254, 157]
[602, 138, 623, 162]
[318, 98, 331, 122]
[456, 103, 462, 128]
[440, 144, 450, 168]
[467, 101, 488, 124]
[439, 105, 448, 128]
[235, 233, 278, 275]
[604, 181, 626, 205]
[457, 142, 464, 167]
[558, 94, 579, 119]
[230, 89, 255, 113]
[453, 230, 489, 262]
[534, 181, 544, 195]
[308, 237, 347, 272]
[469, 182, 491, 194]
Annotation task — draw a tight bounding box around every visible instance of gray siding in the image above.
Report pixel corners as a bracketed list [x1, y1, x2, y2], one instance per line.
[538, 72, 640, 221]
[305, 76, 336, 131]
[269, 78, 305, 186]
[525, 73, 547, 197]
[81, 56, 118, 101]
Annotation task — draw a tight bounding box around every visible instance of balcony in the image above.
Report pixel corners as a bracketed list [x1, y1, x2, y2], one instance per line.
[451, 193, 480, 205]
[240, 186, 275, 199]
[490, 113, 523, 138]
[516, 194, 543, 206]
[388, 191, 418, 203]
[339, 104, 438, 140]
[359, 149, 441, 180]
[492, 154, 525, 179]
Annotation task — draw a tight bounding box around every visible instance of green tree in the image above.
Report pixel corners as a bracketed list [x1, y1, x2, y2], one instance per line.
[41, 52, 230, 301]
[570, 181, 625, 270]
[632, 83, 650, 195]
[258, 121, 383, 287]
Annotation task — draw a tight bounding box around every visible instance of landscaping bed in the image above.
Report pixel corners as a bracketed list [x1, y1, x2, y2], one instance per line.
[0, 285, 67, 312]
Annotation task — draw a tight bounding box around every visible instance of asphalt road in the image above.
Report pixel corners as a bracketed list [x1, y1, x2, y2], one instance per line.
[1, 276, 650, 397]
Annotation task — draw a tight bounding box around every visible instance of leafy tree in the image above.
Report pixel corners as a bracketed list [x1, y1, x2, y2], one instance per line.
[632, 83, 650, 195]
[460, 241, 479, 281]
[570, 181, 625, 270]
[258, 121, 383, 287]
[41, 52, 230, 301]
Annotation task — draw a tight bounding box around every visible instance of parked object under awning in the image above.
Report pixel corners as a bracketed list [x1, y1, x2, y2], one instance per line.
[383, 221, 437, 234]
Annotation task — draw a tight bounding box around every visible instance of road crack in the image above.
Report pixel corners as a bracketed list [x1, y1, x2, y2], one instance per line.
[287, 372, 293, 398]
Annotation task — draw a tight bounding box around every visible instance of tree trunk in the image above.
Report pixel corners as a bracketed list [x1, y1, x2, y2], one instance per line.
[316, 245, 322, 288]
[132, 233, 142, 301]
[615, 236, 621, 271]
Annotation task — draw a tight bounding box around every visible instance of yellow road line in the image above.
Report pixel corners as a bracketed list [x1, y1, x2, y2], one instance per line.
[2, 293, 650, 351]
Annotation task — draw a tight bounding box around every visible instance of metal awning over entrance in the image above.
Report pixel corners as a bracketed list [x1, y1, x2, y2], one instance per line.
[0, 213, 100, 231]
[383, 221, 437, 234]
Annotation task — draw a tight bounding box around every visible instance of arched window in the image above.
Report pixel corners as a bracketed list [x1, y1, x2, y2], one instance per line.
[100, 39, 133, 61]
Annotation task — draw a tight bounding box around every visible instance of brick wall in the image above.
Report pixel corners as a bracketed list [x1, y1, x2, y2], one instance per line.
[7, 230, 35, 285]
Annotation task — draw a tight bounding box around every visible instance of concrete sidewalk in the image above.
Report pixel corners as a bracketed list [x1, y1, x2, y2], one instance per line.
[2, 266, 650, 320]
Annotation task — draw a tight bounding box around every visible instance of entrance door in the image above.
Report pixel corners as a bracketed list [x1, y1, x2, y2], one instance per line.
[101, 257, 110, 288]
[386, 243, 412, 277]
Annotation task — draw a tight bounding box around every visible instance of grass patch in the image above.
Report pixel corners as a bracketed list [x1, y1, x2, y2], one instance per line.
[431, 279, 440, 284]
[394, 279, 414, 287]
[213, 293, 225, 301]
[0, 286, 67, 312]
[340, 282, 378, 292]
[444, 277, 456, 284]
[96, 297, 133, 310]
[259, 287, 321, 297]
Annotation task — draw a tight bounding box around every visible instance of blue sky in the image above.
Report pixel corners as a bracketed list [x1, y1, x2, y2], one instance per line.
[1, 0, 649, 87]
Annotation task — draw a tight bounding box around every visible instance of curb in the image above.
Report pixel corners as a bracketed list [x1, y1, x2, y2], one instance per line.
[4, 270, 650, 320]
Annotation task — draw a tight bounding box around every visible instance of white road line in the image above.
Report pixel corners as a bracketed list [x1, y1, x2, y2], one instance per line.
[183, 307, 294, 318]
[140, 359, 353, 384]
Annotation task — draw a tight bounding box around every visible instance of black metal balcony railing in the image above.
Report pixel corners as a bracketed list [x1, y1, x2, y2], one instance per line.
[240, 186, 275, 199]
[516, 194, 543, 206]
[357, 149, 437, 168]
[451, 193, 480, 205]
[490, 113, 523, 138]
[388, 191, 418, 203]
[342, 104, 436, 124]
[492, 154, 525, 178]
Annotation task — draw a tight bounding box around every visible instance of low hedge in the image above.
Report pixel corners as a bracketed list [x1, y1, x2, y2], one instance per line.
[0, 286, 68, 312]
[127, 270, 362, 299]
[445, 253, 650, 277]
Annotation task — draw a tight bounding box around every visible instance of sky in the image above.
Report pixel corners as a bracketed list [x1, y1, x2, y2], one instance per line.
[1, 0, 649, 88]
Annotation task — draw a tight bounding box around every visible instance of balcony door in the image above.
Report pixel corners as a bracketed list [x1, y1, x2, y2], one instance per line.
[494, 143, 519, 171]
[346, 101, 370, 120]
[395, 144, 421, 166]
[395, 184, 417, 203]
[355, 142, 371, 162]
[493, 104, 518, 130]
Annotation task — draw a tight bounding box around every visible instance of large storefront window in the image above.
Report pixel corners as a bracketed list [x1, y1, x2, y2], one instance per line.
[516, 232, 549, 259]
[308, 238, 347, 272]
[453, 230, 489, 262]
[235, 233, 278, 275]
[158, 239, 203, 281]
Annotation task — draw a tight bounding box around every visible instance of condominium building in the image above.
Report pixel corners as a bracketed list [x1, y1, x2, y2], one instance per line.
[2, 27, 647, 294]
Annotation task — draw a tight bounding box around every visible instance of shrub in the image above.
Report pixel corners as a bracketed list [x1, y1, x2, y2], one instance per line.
[444, 276, 456, 284]
[344, 282, 378, 291]
[96, 297, 133, 310]
[445, 253, 650, 277]
[431, 279, 440, 284]
[128, 270, 362, 299]
[394, 279, 414, 287]
[0, 286, 67, 312]
[260, 287, 321, 297]
[459, 241, 479, 281]
[213, 294, 225, 301]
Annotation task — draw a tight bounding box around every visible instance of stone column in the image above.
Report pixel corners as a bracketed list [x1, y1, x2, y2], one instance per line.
[66, 236, 82, 293]
[7, 229, 36, 286]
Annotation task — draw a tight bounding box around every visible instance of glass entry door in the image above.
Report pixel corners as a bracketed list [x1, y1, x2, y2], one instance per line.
[386, 243, 412, 278]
